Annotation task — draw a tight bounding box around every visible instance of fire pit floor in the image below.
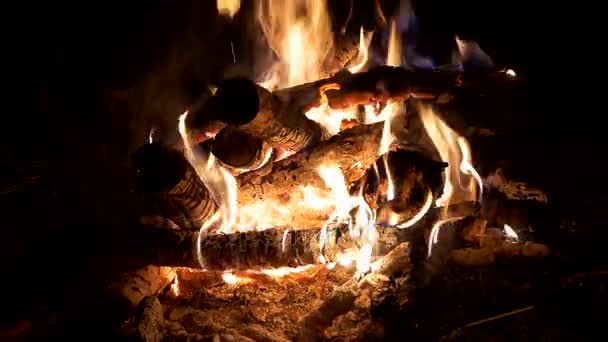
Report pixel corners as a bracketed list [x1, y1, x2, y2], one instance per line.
[159, 266, 355, 341]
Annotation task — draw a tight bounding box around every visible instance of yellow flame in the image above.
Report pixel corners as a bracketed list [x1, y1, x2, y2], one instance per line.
[178, 111, 239, 234]
[418, 105, 482, 207]
[387, 20, 402, 67]
[348, 27, 374, 73]
[222, 272, 248, 285]
[316, 164, 377, 273]
[260, 265, 316, 279]
[217, 0, 241, 18]
[259, 0, 333, 88]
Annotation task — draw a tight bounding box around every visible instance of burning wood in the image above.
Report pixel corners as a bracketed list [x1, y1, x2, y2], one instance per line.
[190, 77, 325, 152]
[129, 223, 403, 272]
[132, 143, 217, 230]
[209, 126, 274, 172]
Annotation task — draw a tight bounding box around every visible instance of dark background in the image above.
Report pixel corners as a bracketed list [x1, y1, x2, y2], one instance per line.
[1, 0, 602, 337]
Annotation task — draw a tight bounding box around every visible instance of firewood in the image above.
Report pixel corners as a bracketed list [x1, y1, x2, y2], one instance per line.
[265, 66, 520, 120]
[190, 77, 325, 152]
[324, 66, 521, 109]
[210, 126, 274, 172]
[126, 223, 404, 271]
[236, 122, 420, 229]
[132, 143, 218, 230]
[107, 266, 174, 315]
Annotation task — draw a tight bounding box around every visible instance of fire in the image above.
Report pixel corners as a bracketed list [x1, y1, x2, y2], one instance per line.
[503, 224, 519, 241]
[217, 0, 241, 18]
[316, 164, 377, 273]
[170, 275, 180, 296]
[179, 111, 238, 236]
[418, 105, 483, 207]
[348, 27, 374, 73]
[222, 272, 249, 285]
[258, 0, 333, 88]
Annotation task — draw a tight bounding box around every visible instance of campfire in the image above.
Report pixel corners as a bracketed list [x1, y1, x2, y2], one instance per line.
[116, 1, 550, 341]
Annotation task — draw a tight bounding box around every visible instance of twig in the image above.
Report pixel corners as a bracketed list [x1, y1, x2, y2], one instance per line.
[464, 305, 535, 328]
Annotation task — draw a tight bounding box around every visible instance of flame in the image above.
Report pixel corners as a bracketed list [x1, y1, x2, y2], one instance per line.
[178, 111, 238, 236]
[454, 36, 494, 69]
[148, 128, 156, 144]
[217, 0, 241, 18]
[503, 224, 519, 241]
[260, 265, 316, 279]
[395, 189, 433, 228]
[428, 216, 465, 257]
[170, 275, 180, 296]
[387, 20, 402, 67]
[316, 164, 377, 273]
[222, 272, 249, 285]
[348, 27, 374, 73]
[418, 105, 482, 207]
[258, 0, 333, 88]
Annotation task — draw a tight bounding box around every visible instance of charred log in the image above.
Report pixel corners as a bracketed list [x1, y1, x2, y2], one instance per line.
[131, 143, 218, 230]
[127, 224, 403, 272]
[190, 77, 325, 152]
[324, 66, 521, 109]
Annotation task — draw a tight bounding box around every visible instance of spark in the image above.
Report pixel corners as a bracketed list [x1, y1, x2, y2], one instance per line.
[503, 224, 519, 241]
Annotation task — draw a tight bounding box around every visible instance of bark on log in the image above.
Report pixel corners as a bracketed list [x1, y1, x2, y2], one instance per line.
[267, 66, 521, 117]
[190, 77, 325, 152]
[132, 143, 218, 230]
[235, 122, 415, 229]
[128, 224, 403, 272]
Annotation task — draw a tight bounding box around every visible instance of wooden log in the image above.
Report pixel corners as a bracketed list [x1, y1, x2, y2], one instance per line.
[131, 143, 218, 230]
[126, 223, 403, 272]
[209, 126, 274, 172]
[190, 77, 325, 152]
[235, 122, 425, 229]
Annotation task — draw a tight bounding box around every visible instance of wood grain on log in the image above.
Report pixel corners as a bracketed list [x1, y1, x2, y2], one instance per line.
[236, 122, 397, 229]
[190, 78, 325, 152]
[132, 143, 218, 230]
[128, 224, 402, 271]
[210, 126, 273, 171]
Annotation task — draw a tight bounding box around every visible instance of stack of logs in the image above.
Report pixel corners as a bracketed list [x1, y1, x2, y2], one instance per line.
[110, 64, 549, 339]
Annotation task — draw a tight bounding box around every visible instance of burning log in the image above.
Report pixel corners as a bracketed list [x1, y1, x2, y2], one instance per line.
[236, 122, 427, 229]
[128, 223, 402, 271]
[210, 126, 274, 172]
[324, 66, 521, 109]
[189, 77, 325, 152]
[132, 143, 217, 230]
